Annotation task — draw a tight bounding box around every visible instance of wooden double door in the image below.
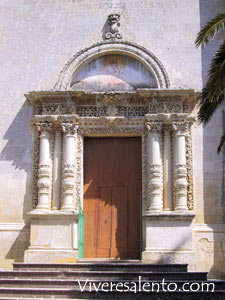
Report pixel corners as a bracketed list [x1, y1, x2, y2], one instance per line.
[83, 137, 142, 259]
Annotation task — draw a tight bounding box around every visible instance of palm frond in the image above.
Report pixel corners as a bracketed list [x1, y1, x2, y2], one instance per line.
[197, 39, 225, 124]
[217, 131, 225, 153]
[195, 13, 225, 48]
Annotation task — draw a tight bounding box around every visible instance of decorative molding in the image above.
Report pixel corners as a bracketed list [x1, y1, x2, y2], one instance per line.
[78, 126, 142, 136]
[32, 102, 195, 117]
[145, 211, 195, 220]
[26, 89, 200, 105]
[186, 130, 194, 210]
[105, 14, 122, 41]
[75, 133, 83, 210]
[0, 223, 28, 232]
[33, 129, 40, 208]
[193, 224, 225, 232]
[142, 131, 148, 211]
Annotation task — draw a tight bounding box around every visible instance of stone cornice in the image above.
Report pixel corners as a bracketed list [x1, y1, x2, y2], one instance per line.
[25, 89, 200, 105]
[145, 211, 195, 220]
[28, 210, 78, 220]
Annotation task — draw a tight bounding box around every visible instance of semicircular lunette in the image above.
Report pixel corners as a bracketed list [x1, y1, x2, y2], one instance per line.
[70, 54, 158, 92]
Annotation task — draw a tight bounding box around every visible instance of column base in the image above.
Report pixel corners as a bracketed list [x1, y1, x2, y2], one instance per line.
[36, 205, 50, 211]
[25, 210, 78, 263]
[175, 206, 188, 211]
[144, 212, 196, 270]
[61, 206, 75, 211]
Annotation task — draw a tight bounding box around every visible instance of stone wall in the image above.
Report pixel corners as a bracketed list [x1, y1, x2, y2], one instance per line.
[0, 0, 225, 276]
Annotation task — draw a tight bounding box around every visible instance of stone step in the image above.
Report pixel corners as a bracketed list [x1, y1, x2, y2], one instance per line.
[0, 270, 208, 281]
[13, 262, 188, 273]
[0, 287, 224, 299]
[0, 278, 224, 290]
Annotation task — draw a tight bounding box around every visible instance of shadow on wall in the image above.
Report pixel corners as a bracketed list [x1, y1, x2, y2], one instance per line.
[101, 18, 110, 41]
[199, 0, 225, 279]
[5, 226, 30, 263]
[0, 100, 33, 262]
[154, 225, 193, 267]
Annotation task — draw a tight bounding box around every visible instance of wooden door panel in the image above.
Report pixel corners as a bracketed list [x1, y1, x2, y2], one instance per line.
[111, 186, 127, 258]
[84, 137, 141, 259]
[98, 187, 111, 258]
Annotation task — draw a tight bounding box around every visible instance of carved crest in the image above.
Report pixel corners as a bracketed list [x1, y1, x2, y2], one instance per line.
[105, 14, 122, 41]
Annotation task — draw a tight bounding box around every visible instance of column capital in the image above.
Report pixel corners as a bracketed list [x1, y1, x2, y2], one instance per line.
[35, 122, 53, 132]
[145, 121, 163, 133]
[61, 122, 78, 134]
[172, 121, 189, 134]
[163, 124, 172, 134]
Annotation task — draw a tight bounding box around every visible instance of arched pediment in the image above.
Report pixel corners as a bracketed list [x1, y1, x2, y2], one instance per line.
[54, 41, 170, 91]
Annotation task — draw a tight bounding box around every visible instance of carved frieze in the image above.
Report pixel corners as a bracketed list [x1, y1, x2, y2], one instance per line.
[42, 103, 76, 115]
[117, 106, 148, 117]
[37, 102, 193, 117]
[78, 106, 107, 117]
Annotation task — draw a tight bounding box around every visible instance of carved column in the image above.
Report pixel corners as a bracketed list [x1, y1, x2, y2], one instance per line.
[146, 122, 163, 211]
[52, 127, 62, 210]
[61, 122, 78, 211]
[172, 122, 189, 211]
[35, 122, 52, 210]
[163, 125, 173, 211]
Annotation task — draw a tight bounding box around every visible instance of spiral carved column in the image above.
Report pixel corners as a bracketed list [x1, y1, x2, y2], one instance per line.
[172, 122, 189, 211]
[35, 122, 52, 210]
[61, 122, 78, 211]
[146, 122, 163, 212]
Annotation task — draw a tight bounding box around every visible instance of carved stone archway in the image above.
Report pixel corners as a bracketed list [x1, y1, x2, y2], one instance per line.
[54, 41, 170, 91]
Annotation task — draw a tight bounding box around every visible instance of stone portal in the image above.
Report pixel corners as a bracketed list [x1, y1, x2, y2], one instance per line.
[24, 42, 198, 268]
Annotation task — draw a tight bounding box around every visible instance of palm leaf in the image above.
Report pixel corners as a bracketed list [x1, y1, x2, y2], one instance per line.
[217, 131, 225, 153]
[195, 13, 225, 48]
[197, 39, 225, 124]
